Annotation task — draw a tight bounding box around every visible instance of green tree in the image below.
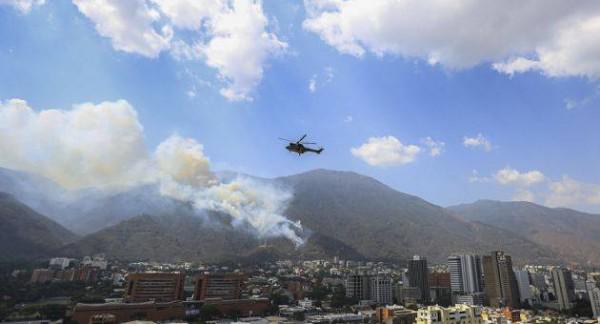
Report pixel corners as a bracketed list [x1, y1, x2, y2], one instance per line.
[270, 292, 290, 306]
[200, 304, 221, 321]
[39, 304, 67, 321]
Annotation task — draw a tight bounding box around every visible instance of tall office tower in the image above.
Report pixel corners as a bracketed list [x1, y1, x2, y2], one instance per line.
[448, 255, 484, 294]
[429, 271, 452, 306]
[346, 273, 371, 300]
[194, 273, 246, 300]
[408, 255, 430, 303]
[586, 278, 600, 319]
[482, 251, 520, 308]
[370, 275, 393, 305]
[514, 270, 532, 305]
[124, 272, 185, 302]
[551, 268, 575, 311]
[448, 254, 484, 306]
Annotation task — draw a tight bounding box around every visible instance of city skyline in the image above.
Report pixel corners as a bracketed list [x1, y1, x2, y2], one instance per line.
[1, 1, 600, 212]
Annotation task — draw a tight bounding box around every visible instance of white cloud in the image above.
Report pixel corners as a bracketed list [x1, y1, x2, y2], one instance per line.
[564, 98, 578, 110]
[468, 169, 490, 183]
[545, 176, 600, 208]
[0, 98, 304, 244]
[308, 77, 317, 93]
[492, 57, 540, 77]
[196, 0, 287, 101]
[151, 0, 222, 30]
[563, 86, 600, 110]
[351, 136, 420, 166]
[303, 0, 600, 78]
[0, 0, 44, 13]
[421, 136, 445, 157]
[495, 167, 545, 187]
[73, 0, 286, 101]
[463, 133, 492, 151]
[73, 0, 172, 58]
[493, 16, 600, 79]
[307, 66, 335, 94]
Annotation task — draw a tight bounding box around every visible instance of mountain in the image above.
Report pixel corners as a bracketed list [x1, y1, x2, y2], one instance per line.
[0, 167, 198, 235]
[0, 167, 594, 265]
[448, 200, 600, 266]
[56, 169, 557, 264]
[276, 169, 556, 264]
[0, 167, 69, 221]
[60, 212, 365, 263]
[0, 192, 77, 260]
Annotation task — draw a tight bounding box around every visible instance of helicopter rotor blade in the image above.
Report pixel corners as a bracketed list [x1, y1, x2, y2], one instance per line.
[278, 138, 294, 142]
[296, 134, 307, 143]
[300, 142, 317, 145]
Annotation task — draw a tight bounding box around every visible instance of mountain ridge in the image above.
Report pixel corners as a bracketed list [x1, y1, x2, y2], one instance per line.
[1, 167, 599, 265]
[0, 192, 78, 261]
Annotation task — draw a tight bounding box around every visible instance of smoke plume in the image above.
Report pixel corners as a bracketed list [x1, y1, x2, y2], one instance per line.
[0, 98, 304, 245]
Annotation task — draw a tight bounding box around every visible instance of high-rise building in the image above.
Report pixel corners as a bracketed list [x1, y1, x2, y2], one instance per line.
[345, 273, 371, 300]
[455, 293, 485, 306]
[586, 278, 600, 319]
[514, 269, 532, 305]
[448, 254, 484, 305]
[429, 271, 451, 306]
[394, 284, 421, 305]
[551, 268, 575, 311]
[448, 255, 483, 295]
[346, 273, 371, 301]
[482, 251, 520, 308]
[194, 273, 246, 301]
[370, 275, 393, 305]
[408, 255, 430, 303]
[124, 272, 185, 303]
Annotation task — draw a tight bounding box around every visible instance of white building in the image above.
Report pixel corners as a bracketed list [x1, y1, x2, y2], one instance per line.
[298, 298, 314, 308]
[49, 257, 72, 270]
[551, 268, 575, 311]
[370, 275, 393, 305]
[514, 269, 532, 304]
[417, 304, 482, 324]
[587, 279, 600, 319]
[448, 255, 483, 295]
[455, 293, 485, 306]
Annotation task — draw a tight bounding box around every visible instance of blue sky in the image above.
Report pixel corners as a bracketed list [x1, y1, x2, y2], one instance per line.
[1, 0, 600, 212]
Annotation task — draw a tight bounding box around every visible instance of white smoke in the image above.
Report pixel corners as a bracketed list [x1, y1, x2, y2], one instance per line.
[154, 135, 304, 245]
[0, 98, 304, 245]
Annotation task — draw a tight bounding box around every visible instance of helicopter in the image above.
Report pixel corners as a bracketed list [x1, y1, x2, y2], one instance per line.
[279, 134, 324, 155]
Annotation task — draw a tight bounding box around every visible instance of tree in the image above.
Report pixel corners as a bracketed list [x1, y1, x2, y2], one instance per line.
[270, 292, 290, 306]
[200, 304, 221, 321]
[307, 285, 330, 301]
[225, 308, 242, 320]
[39, 304, 67, 320]
[330, 284, 356, 308]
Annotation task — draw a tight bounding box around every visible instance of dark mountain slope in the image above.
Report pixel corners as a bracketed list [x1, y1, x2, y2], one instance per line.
[0, 192, 77, 260]
[449, 200, 600, 265]
[277, 169, 555, 264]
